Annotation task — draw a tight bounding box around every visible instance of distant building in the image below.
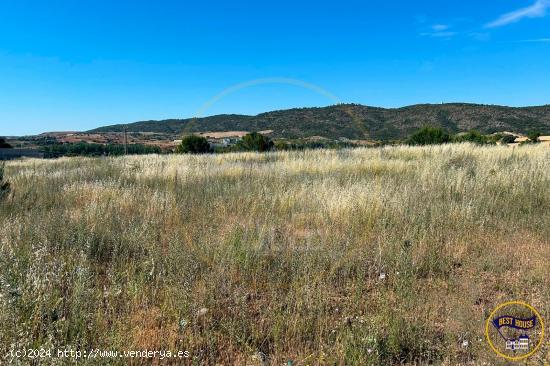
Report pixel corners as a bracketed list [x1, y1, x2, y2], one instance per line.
[208, 137, 241, 148]
[0, 148, 44, 160]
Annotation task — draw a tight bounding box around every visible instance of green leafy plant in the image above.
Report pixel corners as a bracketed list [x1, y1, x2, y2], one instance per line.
[176, 135, 212, 154]
[407, 127, 451, 145]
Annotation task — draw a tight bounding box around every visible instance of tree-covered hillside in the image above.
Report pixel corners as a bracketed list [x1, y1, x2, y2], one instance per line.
[89, 103, 550, 140]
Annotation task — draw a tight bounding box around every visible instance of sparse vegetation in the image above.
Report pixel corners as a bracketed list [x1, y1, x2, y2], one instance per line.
[176, 135, 213, 154]
[0, 144, 548, 365]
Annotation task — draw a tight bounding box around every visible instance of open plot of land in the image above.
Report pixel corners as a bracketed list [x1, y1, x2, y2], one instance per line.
[0, 144, 549, 365]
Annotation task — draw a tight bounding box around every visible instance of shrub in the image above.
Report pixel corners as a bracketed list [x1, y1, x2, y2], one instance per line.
[176, 135, 212, 154]
[273, 141, 289, 151]
[0, 137, 12, 148]
[0, 163, 10, 201]
[238, 132, 274, 152]
[452, 130, 488, 145]
[487, 133, 504, 143]
[500, 134, 516, 144]
[407, 127, 450, 145]
[527, 131, 541, 143]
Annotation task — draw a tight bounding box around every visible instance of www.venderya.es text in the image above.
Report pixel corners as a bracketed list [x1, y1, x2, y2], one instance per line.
[6, 348, 190, 360]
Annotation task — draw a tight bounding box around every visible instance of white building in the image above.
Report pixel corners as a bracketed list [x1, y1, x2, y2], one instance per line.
[505, 335, 529, 351]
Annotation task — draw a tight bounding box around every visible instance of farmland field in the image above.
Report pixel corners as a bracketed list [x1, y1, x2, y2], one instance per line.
[1, 144, 549, 365]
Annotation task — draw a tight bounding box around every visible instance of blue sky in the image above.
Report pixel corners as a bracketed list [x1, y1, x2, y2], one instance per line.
[1, 0, 550, 135]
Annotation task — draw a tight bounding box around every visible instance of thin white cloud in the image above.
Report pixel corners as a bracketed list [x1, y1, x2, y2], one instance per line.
[486, 0, 550, 28]
[421, 31, 457, 38]
[514, 37, 550, 42]
[420, 24, 456, 38]
[432, 24, 450, 31]
[432, 31, 458, 37]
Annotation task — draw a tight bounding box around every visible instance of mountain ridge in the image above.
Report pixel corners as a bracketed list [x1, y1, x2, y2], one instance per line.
[88, 103, 550, 140]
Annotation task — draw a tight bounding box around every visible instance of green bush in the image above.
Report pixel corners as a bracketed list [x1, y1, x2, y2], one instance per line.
[176, 135, 212, 154]
[238, 132, 274, 152]
[273, 140, 289, 151]
[500, 134, 516, 144]
[527, 131, 541, 143]
[0, 138, 12, 148]
[0, 163, 10, 201]
[452, 130, 488, 145]
[407, 127, 451, 146]
[487, 133, 504, 143]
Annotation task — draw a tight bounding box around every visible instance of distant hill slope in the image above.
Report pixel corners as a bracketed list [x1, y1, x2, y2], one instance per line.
[89, 103, 550, 140]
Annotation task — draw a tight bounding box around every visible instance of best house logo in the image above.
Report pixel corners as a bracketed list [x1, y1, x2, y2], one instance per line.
[485, 301, 545, 361]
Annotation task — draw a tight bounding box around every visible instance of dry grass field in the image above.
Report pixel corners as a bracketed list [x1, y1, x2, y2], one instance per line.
[0, 144, 549, 365]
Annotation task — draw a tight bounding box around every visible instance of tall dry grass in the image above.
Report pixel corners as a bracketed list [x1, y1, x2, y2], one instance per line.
[0, 144, 549, 365]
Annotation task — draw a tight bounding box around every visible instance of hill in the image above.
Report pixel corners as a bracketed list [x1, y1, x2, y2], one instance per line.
[89, 103, 550, 140]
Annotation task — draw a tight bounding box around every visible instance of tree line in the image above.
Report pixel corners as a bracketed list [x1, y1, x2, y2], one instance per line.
[176, 128, 544, 154]
[406, 127, 542, 146]
[40, 142, 161, 157]
[2, 127, 544, 159]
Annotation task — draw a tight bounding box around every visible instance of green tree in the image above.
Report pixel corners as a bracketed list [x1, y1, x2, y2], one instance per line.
[0, 138, 12, 148]
[0, 163, 10, 201]
[176, 135, 212, 154]
[407, 127, 451, 146]
[238, 132, 274, 152]
[527, 131, 541, 143]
